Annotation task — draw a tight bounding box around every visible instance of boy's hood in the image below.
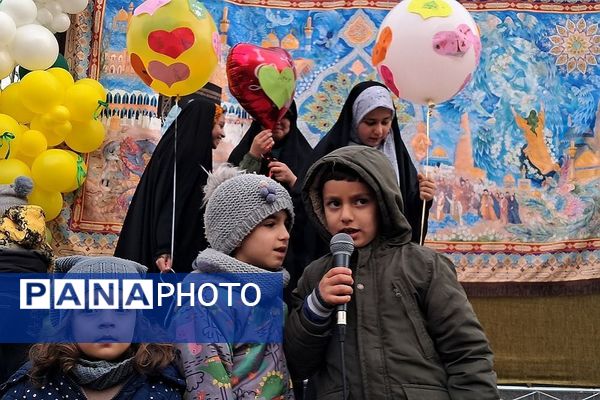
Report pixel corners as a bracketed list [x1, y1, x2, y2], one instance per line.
[302, 146, 413, 245]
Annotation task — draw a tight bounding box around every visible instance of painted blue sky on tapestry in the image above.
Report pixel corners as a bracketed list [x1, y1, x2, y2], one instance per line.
[99, 1, 599, 241]
[200, 3, 599, 185]
[100, 1, 149, 93]
[100, 2, 600, 169]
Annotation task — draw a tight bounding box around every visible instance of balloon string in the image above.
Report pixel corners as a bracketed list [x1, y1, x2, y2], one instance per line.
[419, 102, 434, 246]
[93, 100, 109, 120]
[170, 96, 180, 271]
[75, 155, 86, 186]
[0, 131, 15, 160]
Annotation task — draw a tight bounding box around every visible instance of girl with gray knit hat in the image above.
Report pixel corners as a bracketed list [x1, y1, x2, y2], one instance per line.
[174, 165, 295, 399]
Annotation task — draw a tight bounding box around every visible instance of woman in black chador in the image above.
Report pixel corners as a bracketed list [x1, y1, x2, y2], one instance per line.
[228, 101, 312, 191]
[115, 90, 225, 274]
[295, 81, 436, 275]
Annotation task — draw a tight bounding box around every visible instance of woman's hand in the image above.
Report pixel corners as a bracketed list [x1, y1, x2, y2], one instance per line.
[155, 254, 172, 272]
[268, 161, 297, 187]
[418, 173, 436, 201]
[249, 129, 275, 158]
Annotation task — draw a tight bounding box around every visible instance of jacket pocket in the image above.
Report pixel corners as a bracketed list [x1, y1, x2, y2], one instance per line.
[391, 280, 437, 359]
[318, 387, 347, 400]
[402, 384, 451, 400]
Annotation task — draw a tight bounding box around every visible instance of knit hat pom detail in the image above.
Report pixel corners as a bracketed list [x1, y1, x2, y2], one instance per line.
[258, 181, 279, 204]
[203, 164, 245, 206]
[13, 176, 33, 198]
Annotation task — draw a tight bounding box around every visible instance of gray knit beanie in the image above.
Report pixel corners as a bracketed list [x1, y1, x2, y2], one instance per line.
[54, 255, 148, 276]
[51, 255, 148, 326]
[0, 176, 33, 215]
[203, 165, 295, 255]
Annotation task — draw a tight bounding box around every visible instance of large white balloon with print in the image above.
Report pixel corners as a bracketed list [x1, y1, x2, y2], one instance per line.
[372, 0, 481, 105]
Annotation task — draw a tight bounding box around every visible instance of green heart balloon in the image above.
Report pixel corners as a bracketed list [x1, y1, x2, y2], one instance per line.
[257, 65, 295, 109]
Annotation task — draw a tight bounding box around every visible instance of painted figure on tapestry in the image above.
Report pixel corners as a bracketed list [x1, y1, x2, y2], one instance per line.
[480, 189, 497, 221]
[512, 107, 561, 176]
[507, 193, 522, 224]
[100, 141, 124, 188]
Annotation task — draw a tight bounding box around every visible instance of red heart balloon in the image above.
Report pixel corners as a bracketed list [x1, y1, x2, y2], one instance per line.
[226, 43, 296, 130]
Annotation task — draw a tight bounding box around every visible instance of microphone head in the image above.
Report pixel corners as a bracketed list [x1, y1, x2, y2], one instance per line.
[330, 233, 355, 255]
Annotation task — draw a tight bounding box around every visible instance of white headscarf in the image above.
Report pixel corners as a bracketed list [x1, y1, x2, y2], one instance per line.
[348, 85, 400, 184]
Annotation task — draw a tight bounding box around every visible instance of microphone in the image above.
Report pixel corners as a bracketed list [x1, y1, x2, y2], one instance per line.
[330, 233, 354, 398]
[329, 233, 355, 335]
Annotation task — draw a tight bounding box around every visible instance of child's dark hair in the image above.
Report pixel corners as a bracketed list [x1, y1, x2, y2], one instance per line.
[318, 163, 365, 194]
[27, 313, 175, 387]
[28, 342, 175, 386]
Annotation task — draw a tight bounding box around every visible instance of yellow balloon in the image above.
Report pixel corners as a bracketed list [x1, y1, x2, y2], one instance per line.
[18, 130, 48, 158]
[64, 84, 103, 122]
[0, 114, 19, 132]
[30, 114, 65, 147]
[30, 114, 50, 132]
[0, 83, 36, 123]
[46, 128, 67, 147]
[66, 119, 106, 153]
[0, 113, 21, 159]
[75, 78, 107, 101]
[0, 159, 31, 184]
[61, 150, 87, 192]
[48, 68, 75, 90]
[64, 149, 81, 161]
[15, 154, 35, 167]
[53, 120, 72, 136]
[41, 113, 54, 127]
[18, 71, 64, 114]
[31, 149, 77, 192]
[45, 132, 66, 147]
[49, 105, 71, 123]
[28, 187, 63, 221]
[126, 0, 218, 96]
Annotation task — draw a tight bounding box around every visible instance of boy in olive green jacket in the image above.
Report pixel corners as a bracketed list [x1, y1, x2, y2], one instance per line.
[285, 146, 499, 400]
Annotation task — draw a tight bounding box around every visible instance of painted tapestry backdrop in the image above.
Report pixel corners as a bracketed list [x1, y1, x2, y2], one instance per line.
[56, 0, 600, 292]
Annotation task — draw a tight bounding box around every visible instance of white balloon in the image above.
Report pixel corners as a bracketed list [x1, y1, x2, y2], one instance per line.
[50, 12, 70, 33]
[373, 0, 481, 105]
[36, 7, 53, 27]
[0, 48, 16, 79]
[10, 24, 58, 71]
[57, 0, 87, 14]
[0, 0, 37, 26]
[0, 12, 17, 46]
[44, 0, 62, 15]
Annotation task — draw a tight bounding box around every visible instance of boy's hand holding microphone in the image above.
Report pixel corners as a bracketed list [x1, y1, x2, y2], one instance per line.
[319, 233, 355, 331]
